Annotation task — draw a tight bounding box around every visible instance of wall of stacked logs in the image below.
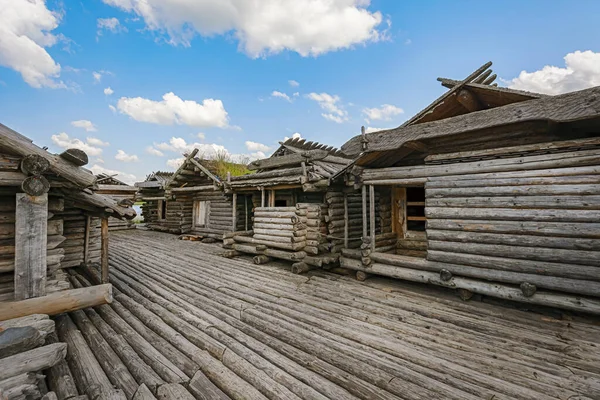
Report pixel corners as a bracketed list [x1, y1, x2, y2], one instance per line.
[343, 138, 600, 314]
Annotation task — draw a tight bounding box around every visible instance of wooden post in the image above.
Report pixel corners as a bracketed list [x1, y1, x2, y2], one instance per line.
[83, 216, 91, 265]
[244, 196, 248, 231]
[101, 218, 109, 284]
[261, 188, 265, 207]
[270, 190, 275, 207]
[232, 193, 237, 232]
[14, 193, 48, 300]
[362, 185, 367, 239]
[343, 193, 348, 249]
[369, 185, 375, 252]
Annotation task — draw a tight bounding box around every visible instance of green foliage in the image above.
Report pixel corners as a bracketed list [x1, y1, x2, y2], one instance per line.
[209, 150, 253, 178]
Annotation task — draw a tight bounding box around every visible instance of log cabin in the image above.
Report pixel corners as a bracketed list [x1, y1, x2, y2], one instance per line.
[0, 122, 133, 311]
[95, 174, 137, 231]
[338, 62, 600, 314]
[224, 137, 356, 270]
[135, 150, 250, 239]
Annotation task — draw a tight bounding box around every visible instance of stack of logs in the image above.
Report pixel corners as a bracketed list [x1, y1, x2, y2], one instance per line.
[324, 192, 363, 253]
[0, 314, 71, 400]
[60, 212, 101, 269]
[341, 233, 400, 281]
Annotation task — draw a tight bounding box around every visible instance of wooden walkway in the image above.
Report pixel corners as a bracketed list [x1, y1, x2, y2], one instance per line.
[67, 230, 600, 400]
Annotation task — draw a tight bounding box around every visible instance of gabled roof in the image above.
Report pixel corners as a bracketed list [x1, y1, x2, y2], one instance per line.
[135, 171, 173, 188]
[341, 86, 600, 166]
[272, 137, 346, 158]
[96, 173, 131, 186]
[401, 62, 544, 127]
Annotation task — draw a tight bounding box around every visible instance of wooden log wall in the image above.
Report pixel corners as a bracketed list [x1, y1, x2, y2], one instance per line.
[0, 193, 69, 300]
[57, 208, 100, 269]
[347, 138, 600, 311]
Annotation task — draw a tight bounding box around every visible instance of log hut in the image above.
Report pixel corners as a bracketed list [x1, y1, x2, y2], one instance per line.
[338, 62, 600, 314]
[224, 137, 355, 270]
[95, 174, 137, 231]
[135, 149, 249, 239]
[0, 123, 133, 308]
[135, 171, 173, 229]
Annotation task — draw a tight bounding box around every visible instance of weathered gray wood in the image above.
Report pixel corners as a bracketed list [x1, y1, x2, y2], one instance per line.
[426, 136, 600, 163]
[248, 150, 328, 171]
[83, 215, 91, 264]
[0, 284, 112, 320]
[0, 373, 41, 397]
[362, 148, 600, 181]
[21, 154, 50, 176]
[362, 185, 367, 238]
[133, 384, 157, 400]
[428, 184, 600, 198]
[101, 218, 109, 283]
[0, 124, 96, 187]
[188, 371, 229, 400]
[14, 193, 47, 300]
[70, 309, 138, 399]
[56, 314, 127, 400]
[59, 149, 88, 167]
[342, 86, 600, 155]
[42, 392, 59, 400]
[343, 193, 348, 248]
[0, 326, 43, 359]
[426, 207, 600, 222]
[0, 314, 54, 337]
[45, 332, 79, 400]
[426, 195, 600, 210]
[156, 383, 195, 400]
[0, 343, 67, 380]
[369, 185, 375, 252]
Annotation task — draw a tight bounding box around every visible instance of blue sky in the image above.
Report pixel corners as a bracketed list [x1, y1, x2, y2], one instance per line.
[1, 0, 599, 184]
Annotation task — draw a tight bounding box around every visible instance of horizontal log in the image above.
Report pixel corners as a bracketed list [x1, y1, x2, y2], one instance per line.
[427, 184, 600, 198]
[0, 284, 113, 320]
[263, 248, 306, 261]
[429, 165, 600, 182]
[426, 195, 600, 210]
[231, 243, 263, 255]
[233, 235, 304, 251]
[253, 234, 306, 244]
[253, 222, 306, 231]
[428, 240, 600, 267]
[0, 343, 67, 380]
[426, 207, 600, 222]
[426, 174, 600, 189]
[427, 229, 600, 251]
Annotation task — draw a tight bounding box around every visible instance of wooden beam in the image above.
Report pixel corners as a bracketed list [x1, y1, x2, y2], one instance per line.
[0, 124, 96, 187]
[247, 150, 328, 171]
[343, 193, 348, 248]
[362, 185, 367, 239]
[232, 193, 237, 232]
[101, 218, 109, 283]
[167, 149, 199, 187]
[261, 188, 265, 207]
[83, 216, 91, 264]
[0, 284, 113, 320]
[457, 89, 482, 112]
[369, 185, 375, 252]
[401, 61, 492, 127]
[14, 193, 48, 300]
[188, 157, 221, 186]
[59, 149, 88, 166]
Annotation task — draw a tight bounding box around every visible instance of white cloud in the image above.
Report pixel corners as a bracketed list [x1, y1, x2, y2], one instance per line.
[145, 146, 164, 157]
[115, 149, 139, 162]
[306, 92, 348, 123]
[155, 136, 229, 158]
[283, 132, 302, 141]
[362, 104, 404, 122]
[364, 126, 388, 133]
[293, 92, 299, 97]
[116, 92, 230, 128]
[71, 119, 97, 132]
[0, 0, 65, 88]
[51, 133, 104, 156]
[272, 91, 291, 102]
[90, 164, 137, 185]
[167, 157, 186, 169]
[289, 80, 299, 87]
[97, 17, 127, 36]
[104, 86, 114, 95]
[248, 151, 266, 160]
[245, 141, 270, 152]
[196, 132, 205, 140]
[93, 71, 102, 82]
[102, 0, 384, 57]
[506, 50, 600, 95]
[87, 137, 110, 147]
[108, 105, 117, 113]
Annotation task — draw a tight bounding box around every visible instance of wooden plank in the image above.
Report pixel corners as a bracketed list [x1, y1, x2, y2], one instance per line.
[14, 193, 47, 300]
[101, 218, 109, 283]
[0, 343, 67, 381]
[362, 185, 367, 239]
[232, 193, 237, 232]
[83, 215, 91, 264]
[188, 157, 221, 186]
[343, 194, 348, 248]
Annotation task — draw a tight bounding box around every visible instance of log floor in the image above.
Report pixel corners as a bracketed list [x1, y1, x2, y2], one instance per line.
[67, 230, 600, 400]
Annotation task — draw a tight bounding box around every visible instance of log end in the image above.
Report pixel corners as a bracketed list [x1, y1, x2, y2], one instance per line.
[520, 282, 537, 298]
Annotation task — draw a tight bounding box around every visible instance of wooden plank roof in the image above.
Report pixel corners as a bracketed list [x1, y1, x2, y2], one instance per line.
[341, 85, 600, 159]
